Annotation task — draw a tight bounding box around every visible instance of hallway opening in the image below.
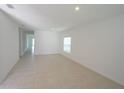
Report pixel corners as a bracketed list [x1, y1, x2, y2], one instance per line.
[19, 28, 35, 57]
[26, 33, 35, 54]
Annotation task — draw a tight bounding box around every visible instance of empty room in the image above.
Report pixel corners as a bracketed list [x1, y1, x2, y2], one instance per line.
[0, 4, 124, 89]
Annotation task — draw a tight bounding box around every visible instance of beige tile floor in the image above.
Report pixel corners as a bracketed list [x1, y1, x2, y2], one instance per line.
[0, 51, 124, 89]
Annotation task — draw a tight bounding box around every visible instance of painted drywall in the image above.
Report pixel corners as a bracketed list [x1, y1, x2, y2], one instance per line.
[0, 18, 3, 81]
[34, 31, 59, 55]
[0, 10, 19, 83]
[60, 14, 124, 86]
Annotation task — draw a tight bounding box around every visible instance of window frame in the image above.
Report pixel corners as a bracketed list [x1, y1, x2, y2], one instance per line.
[63, 37, 71, 53]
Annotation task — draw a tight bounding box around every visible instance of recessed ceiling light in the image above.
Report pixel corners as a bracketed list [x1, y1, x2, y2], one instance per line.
[75, 6, 80, 11]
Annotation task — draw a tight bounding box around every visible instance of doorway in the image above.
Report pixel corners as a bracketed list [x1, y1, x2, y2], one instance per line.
[19, 28, 35, 57]
[26, 32, 35, 54]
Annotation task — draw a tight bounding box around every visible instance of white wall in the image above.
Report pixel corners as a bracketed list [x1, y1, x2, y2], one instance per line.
[0, 10, 19, 83]
[35, 31, 59, 55]
[60, 15, 124, 86]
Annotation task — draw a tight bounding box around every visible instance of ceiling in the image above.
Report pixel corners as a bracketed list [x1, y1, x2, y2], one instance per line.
[0, 4, 124, 31]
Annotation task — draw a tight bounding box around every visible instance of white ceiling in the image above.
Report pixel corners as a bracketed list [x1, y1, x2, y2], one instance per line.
[0, 4, 124, 31]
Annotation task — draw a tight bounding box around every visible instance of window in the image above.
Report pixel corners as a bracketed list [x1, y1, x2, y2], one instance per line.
[63, 37, 71, 53]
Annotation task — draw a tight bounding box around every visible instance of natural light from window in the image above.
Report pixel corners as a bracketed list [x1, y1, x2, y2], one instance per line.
[63, 37, 71, 53]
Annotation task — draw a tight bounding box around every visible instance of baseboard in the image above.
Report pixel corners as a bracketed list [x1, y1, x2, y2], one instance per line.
[59, 53, 124, 87]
